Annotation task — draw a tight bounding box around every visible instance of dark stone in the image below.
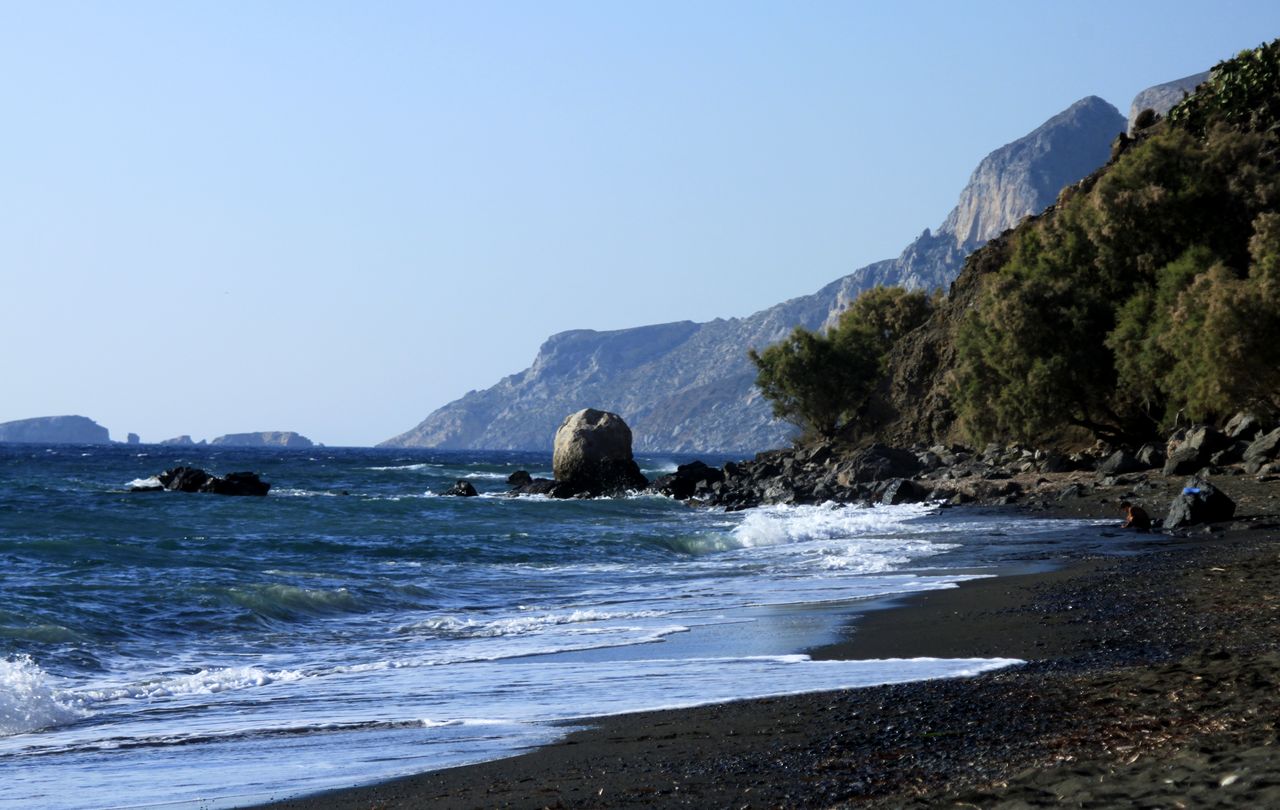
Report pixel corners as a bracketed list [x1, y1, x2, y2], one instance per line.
[1135, 443, 1165, 469]
[849, 444, 923, 483]
[507, 470, 533, 488]
[205, 472, 271, 496]
[1164, 476, 1236, 529]
[1224, 412, 1264, 440]
[653, 461, 725, 500]
[126, 433, 141, 445]
[1096, 450, 1143, 475]
[1058, 483, 1085, 501]
[443, 480, 478, 497]
[1243, 427, 1280, 471]
[1163, 426, 1229, 476]
[880, 478, 928, 506]
[156, 466, 214, 492]
[1039, 452, 1074, 473]
[142, 466, 271, 496]
[1211, 441, 1249, 466]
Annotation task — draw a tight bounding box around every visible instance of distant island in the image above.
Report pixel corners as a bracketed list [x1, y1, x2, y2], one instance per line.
[208, 431, 314, 448]
[0, 415, 110, 444]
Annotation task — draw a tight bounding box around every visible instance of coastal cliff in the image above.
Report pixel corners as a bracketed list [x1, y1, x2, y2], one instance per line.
[0, 415, 110, 444]
[383, 97, 1125, 453]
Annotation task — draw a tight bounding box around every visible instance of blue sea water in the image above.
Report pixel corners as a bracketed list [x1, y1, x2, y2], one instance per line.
[0, 445, 1120, 808]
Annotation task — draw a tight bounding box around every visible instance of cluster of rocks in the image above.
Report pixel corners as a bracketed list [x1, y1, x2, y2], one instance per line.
[436, 406, 1276, 532]
[443, 409, 650, 499]
[641, 412, 1280, 529]
[132, 466, 271, 496]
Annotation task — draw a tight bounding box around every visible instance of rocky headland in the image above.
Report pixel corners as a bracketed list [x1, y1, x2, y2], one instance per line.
[0, 415, 111, 444]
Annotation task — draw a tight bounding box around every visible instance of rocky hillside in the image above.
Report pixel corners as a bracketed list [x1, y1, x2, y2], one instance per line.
[1127, 71, 1209, 134]
[382, 97, 1125, 453]
[0, 415, 110, 444]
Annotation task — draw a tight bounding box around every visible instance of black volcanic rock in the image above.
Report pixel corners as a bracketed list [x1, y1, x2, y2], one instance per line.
[0, 415, 110, 444]
[442, 480, 478, 497]
[136, 466, 271, 496]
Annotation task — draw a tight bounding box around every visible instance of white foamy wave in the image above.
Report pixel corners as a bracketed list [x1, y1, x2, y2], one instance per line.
[0, 656, 85, 736]
[366, 463, 437, 471]
[125, 476, 161, 489]
[730, 502, 936, 549]
[397, 608, 667, 638]
[78, 666, 306, 703]
[271, 487, 340, 498]
[461, 471, 510, 480]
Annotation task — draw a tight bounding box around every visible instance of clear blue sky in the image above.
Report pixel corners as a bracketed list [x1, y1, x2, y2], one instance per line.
[2, 1, 1276, 446]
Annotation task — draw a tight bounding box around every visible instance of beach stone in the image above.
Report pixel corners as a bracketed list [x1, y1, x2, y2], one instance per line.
[1225, 411, 1264, 439]
[1136, 443, 1165, 469]
[1097, 450, 1143, 475]
[506, 470, 533, 488]
[1164, 476, 1236, 529]
[1163, 426, 1229, 476]
[551, 409, 648, 496]
[880, 478, 928, 505]
[442, 480, 478, 497]
[1243, 428, 1280, 473]
[652, 460, 724, 500]
[844, 444, 923, 484]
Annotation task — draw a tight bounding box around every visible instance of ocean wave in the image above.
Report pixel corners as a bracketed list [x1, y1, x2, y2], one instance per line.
[125, 476, 161, 489]
[730, 502, 936, 548]
[396, 608, 667, 638]
[365, 463, 438, 471]
[226, 584, 361, 619]
[0, 656, 85, 736]
[77, 665, 306, 703]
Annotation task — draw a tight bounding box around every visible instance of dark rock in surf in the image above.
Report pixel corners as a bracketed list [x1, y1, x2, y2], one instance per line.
[652, 461, 725, 500]
[443, 480, 478, 497]
[507, 470, 533, 488]
[135, 466, 271, 496]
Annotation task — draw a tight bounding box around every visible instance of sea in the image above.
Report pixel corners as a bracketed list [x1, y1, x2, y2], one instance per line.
[0, 444, 1130, 809]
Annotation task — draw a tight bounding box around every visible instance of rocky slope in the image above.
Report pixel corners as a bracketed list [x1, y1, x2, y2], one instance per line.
[0, 415, 110, 444]
[209, 431, 314, 448]
[382, 97, 1125, 453]
[1127, 71, 1209, 134]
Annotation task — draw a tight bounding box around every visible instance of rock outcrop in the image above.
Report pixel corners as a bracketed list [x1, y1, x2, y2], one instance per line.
[210, 432, 314, 448]
[380, 97, 1125, 453]
[126, 433, 141, 445]
[133, 466, 271, 496]
[159, 435, 199, 446]
[0, 415, 110, 444]
[1127, 71, 1210, 134]
[442, 480, 479, 497]
[550, 409, 648, 496]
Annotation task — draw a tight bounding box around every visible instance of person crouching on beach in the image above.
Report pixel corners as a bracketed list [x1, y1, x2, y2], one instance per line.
[1120, 501, 1151, 532]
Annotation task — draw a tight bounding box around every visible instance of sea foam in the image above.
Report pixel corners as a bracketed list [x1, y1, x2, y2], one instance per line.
[0, 657, 84, 736]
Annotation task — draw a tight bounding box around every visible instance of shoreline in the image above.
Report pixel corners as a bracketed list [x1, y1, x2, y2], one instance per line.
[253, 504, 1280, 809]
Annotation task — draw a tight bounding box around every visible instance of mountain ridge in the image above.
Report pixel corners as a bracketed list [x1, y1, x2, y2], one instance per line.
[382, 96, 1126, 452]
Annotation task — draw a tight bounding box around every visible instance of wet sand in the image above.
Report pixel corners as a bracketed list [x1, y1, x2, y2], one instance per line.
[256, 495, 1280, 809]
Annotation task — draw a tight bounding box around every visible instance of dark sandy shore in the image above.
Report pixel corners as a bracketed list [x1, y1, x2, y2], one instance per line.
[257, 486, 1280, 809]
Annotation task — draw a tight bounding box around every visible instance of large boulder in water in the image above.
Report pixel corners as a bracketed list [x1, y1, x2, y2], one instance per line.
[135, 466, 270, 496]
[1164, 475, 1235, 529]
[551, 409, 648, 497]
